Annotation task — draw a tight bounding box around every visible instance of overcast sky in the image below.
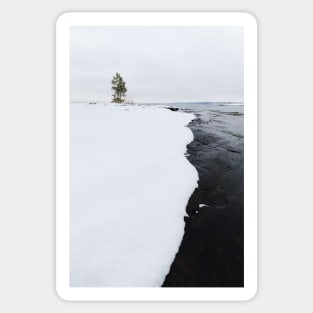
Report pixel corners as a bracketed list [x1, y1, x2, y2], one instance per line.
[70, 26, 243, 103]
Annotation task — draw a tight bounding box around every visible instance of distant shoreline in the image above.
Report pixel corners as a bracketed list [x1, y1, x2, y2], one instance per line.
[69, 101, 244, 106]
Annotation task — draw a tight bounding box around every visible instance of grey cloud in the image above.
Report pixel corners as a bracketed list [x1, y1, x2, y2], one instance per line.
[70, 26, 243, 103]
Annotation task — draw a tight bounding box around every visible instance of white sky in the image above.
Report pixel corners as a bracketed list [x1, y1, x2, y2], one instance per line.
[70, 26, 243, 103]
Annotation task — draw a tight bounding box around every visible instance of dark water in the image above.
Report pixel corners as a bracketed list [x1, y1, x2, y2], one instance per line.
[153, 102, 244, 287]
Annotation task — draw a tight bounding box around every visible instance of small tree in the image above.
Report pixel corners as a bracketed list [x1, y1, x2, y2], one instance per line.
[111, 72, 127, 103]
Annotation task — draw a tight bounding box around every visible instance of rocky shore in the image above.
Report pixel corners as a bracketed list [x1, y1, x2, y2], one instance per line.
[163, 104, 244, 287]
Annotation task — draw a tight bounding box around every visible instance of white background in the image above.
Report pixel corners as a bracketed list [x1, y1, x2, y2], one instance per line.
[0, 0, 312, 312]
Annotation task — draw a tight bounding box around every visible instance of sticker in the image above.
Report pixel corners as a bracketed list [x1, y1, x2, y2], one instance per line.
[56, 12, 257, 301]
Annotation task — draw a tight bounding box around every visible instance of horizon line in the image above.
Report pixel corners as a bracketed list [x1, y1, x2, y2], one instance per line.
[70, 100, 244, 104]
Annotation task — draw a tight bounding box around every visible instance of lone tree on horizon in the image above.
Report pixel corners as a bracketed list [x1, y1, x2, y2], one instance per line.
[111, 72, 127, 103]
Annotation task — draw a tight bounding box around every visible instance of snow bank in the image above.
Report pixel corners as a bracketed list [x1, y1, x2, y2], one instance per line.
[70, 103, 198, 287]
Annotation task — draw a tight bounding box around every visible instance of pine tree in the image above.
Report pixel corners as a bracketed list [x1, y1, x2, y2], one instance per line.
[111, 73, 127, 103]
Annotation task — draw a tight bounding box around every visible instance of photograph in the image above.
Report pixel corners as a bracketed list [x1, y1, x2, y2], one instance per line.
[56, 12, 257, 301]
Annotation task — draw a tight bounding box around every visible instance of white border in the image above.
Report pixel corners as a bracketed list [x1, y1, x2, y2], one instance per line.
[56, 12, 257, 301]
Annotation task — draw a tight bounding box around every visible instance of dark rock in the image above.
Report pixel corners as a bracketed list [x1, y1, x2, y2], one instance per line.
[163, 105, 244, 287]
[166, 107, 179, 111]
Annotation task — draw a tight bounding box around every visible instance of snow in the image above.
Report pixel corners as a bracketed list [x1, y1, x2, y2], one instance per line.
[70, 103, 198, 287]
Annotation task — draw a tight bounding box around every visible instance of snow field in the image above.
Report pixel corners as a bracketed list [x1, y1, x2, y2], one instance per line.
[70, 103, 198, 287]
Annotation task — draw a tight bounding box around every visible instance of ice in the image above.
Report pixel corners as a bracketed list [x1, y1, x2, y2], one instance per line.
[70, 103, 198, 287]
